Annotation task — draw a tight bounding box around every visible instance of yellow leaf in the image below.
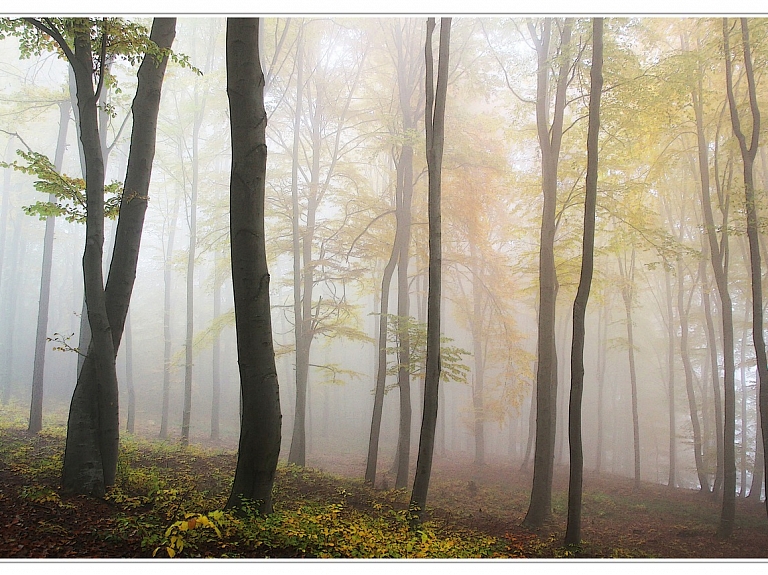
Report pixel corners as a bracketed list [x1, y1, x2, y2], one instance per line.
[167, 547, 176, 558]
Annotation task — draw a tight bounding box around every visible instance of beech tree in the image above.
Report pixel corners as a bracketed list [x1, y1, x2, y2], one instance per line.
[0, 17, 177, 495]
[565, 16, 602, 546]
[723, 17, 765, 530]
[409, 15, 450, 526]
[523, 17, 575, 529]
[224, 16, 282, 514]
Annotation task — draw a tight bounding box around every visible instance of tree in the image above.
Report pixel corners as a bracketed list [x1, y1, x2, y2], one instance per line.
[723, 17, 765, 529]
[409, 15, 450, 526]
[565, 16, 602, 546]
[224, 17, 282, 514]
[0, 17, 177, 495]
[365, 18, 425, 488]
[28, 99, 70, 434]
[523, 17, 575, 528]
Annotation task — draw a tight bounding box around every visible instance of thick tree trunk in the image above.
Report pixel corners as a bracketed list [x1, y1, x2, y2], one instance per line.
[28, 100, 70, 434]
[125, 309, 135, 434]
[410, 16, 450, 525]
[225, 17, 282, 514]
[523, 18, 572, 528]
[565, 17, 601, 545]
[60, 18, 176, 494]
[61, 23, 118, 497]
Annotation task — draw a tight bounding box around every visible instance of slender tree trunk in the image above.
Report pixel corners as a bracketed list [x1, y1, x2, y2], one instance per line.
[749, 406, 764, 499]
[470, 242, 485, 467]
[524, 17, 573, 528]
[1, 211, 24, 405]
[288, 29, 306, 466]
[565, 17, 601, 545]
[28, 100, 70, 433]
[160, 192, 181, 439]
[739, 302, 749, 497]
[181, 85, 203, 448]
[410, 16, 450, 526]
[723, 17, 762, 532]
[618, 249, 641, 489]
[677, 258, 710, 492]
[0, 139, 13, 405]
[364, 226, 398, 485]
[595, 302, 608, 474]
[700, 258, 724, 497]
[225, 17, 281, 514]
[211, 250, 221, 441]
[664, 266, 676, 487]
[394, 142, 413, 489]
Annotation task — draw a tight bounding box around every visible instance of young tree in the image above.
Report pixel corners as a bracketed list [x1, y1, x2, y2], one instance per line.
[524, 17, 575, 528]
[225, 17, 282, 514]
[565, 16, 602, 546]
[409, 16, 450, 526]
[28, 99, 70, 434]
[723, 17, 765, 528]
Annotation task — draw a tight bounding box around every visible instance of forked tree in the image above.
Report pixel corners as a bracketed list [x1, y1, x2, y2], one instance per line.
[409, 15, 450, 527]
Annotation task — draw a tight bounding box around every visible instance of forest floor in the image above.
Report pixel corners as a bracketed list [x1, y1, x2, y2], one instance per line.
[1, 416, 767, 559]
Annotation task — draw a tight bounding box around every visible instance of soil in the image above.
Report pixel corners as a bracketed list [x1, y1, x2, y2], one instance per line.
[1, 427, 767, 559]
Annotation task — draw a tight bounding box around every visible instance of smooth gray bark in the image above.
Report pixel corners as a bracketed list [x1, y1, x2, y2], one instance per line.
[225, 17, 282, 513]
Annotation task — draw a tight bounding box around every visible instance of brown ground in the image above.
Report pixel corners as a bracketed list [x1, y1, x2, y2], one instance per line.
[1, 427, 767, 559]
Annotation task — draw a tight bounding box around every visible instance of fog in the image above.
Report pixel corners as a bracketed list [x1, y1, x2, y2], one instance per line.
[0, 16, 765, 499]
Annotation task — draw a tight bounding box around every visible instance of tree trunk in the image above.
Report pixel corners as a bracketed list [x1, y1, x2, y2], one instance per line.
[565, 17, 601, 545]
[470, 241, 485, 467]
[28, 100, 70, 434]
[61, 22, 118, 497]
[409, 16, 450, 526]
[523, 18, 573, 528]
[288, 28, 306, 466]
[160, 192, 181, 439]
[739, 302, 749, 497]
[394, 142, 414, 489]
[595, 302, 608, 474]
[0, 139, 13, 405]
[677, 258, 709, 492]
[618, 248, 641, 489]
[59, 18, 176, 495]
[211, 249, 222, 442]
[664, 266, 676, 487]
[1, 209, 24, 406]
[722, 17, 762, 533]
[125, 308, 135, 434]
[700, 257, 724, 497]
[225, 17, 281, 514]
[364, 223, 398, 485]
[181, 65, 206, 447]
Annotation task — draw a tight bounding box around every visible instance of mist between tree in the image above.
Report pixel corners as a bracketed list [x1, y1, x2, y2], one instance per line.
[0, 16, 767, 554]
